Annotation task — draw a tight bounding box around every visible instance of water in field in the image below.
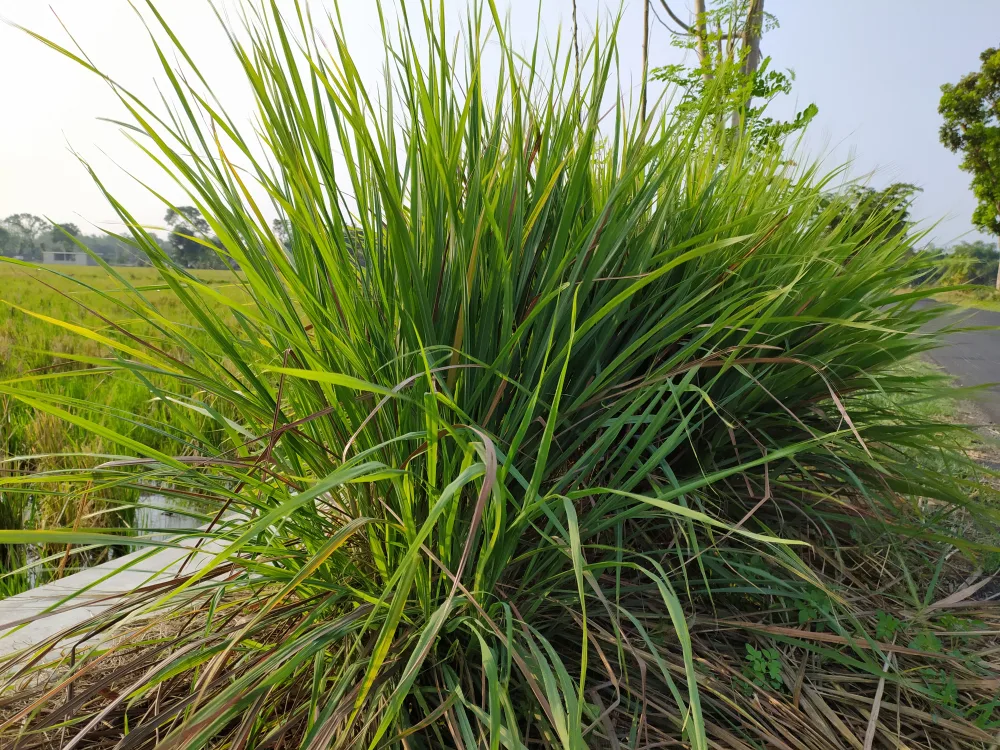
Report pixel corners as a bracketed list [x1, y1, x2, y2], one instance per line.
[6, 493, 207, 593]
[132, 493, 206, 544]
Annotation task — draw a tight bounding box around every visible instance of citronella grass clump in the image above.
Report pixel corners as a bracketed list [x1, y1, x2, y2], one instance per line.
[1, 2, 999, 748]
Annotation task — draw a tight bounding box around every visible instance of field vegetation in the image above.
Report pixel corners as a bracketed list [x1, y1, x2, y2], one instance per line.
[934, 286, 1000, 313]
[0, 265, 238, 589]
[1, 2, 999, 749]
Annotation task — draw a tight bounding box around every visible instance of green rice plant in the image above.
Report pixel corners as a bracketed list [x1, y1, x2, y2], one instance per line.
[0, 491, 28, 599]
[1, 1, 999, 747]
[0, 265, 239, 591]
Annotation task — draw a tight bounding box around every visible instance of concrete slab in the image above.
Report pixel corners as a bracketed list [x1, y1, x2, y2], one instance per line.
[0, 532, 224, 658]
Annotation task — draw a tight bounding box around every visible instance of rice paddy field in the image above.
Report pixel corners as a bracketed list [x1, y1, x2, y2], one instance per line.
[0, 263, 240, 595]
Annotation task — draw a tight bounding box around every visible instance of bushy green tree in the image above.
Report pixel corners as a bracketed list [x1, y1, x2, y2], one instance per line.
[164, 206, 227, 269]
[820, 182, 922, 242]
[949, 239, 1000, 286]
[650, 0, 817, 154]
[0, 213, 49, 260]
[49, 221, 81, 250]
[0, 226, 12, 257]
[940, 47, 1000, 289]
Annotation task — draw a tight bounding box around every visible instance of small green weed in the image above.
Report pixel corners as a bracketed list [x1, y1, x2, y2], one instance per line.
[743, 644, 784, 692]
[920, 667, 959, 708]
[875, 610, 903, 641]
[970, 700, 1000, 730]
[797, 590, 832, 630]
[934, 288, 1000, 313]
[909, 631, 944, 653]
[939, 614, 986, 633]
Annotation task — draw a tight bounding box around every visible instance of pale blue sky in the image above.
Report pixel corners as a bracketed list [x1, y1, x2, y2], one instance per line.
[0, 0, 995, 246]
[765, 0, 1000, 246]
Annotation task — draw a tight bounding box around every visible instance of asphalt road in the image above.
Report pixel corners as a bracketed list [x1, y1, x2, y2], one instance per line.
[921, 304, 1000, 425]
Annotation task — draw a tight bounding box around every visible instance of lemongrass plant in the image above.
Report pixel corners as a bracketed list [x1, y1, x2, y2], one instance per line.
[1, 1, 999, 748]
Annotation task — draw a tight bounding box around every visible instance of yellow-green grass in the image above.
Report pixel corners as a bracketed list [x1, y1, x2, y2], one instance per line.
[934, 287, 1000, 313]
[1, 263, 238, 461]
[886, 356, 1000, 465]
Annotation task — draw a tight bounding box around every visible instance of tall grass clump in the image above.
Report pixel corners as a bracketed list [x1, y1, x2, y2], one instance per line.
[2, 2, 999, 747]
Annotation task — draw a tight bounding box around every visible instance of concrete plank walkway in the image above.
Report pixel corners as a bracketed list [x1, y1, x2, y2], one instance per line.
[0, 534, 222, 658]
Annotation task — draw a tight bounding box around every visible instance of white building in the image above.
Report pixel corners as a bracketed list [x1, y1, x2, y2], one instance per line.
[41, 250, 96, 265]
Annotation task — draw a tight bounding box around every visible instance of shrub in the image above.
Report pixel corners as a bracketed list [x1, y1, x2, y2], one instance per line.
[2, 2, 998, 748]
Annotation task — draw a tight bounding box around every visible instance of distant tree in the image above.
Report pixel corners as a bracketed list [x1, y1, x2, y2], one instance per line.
[49, 222, 82, 250]
[86, 233, 148, 266]
[939, 47, 1000, 289]
[56, 222, 80, 237]
[820, 183, 922, 242]
[3, 213, 50, 241]
[272, 218, 291, 249]
[1, 213, 49, 259]
[907, 243, 949, 286]
[164, 206, 221, 269]
[0, 226, 12, 257]
[948, 239, 999, 286]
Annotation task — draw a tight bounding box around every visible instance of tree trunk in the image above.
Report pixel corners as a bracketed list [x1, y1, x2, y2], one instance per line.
[742, 0, 764, 80]
[995, 235, 1000, 291]
[694, 0, 710, 78]
[641, 0, 650, 123]
[732, 0, 764, 131]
